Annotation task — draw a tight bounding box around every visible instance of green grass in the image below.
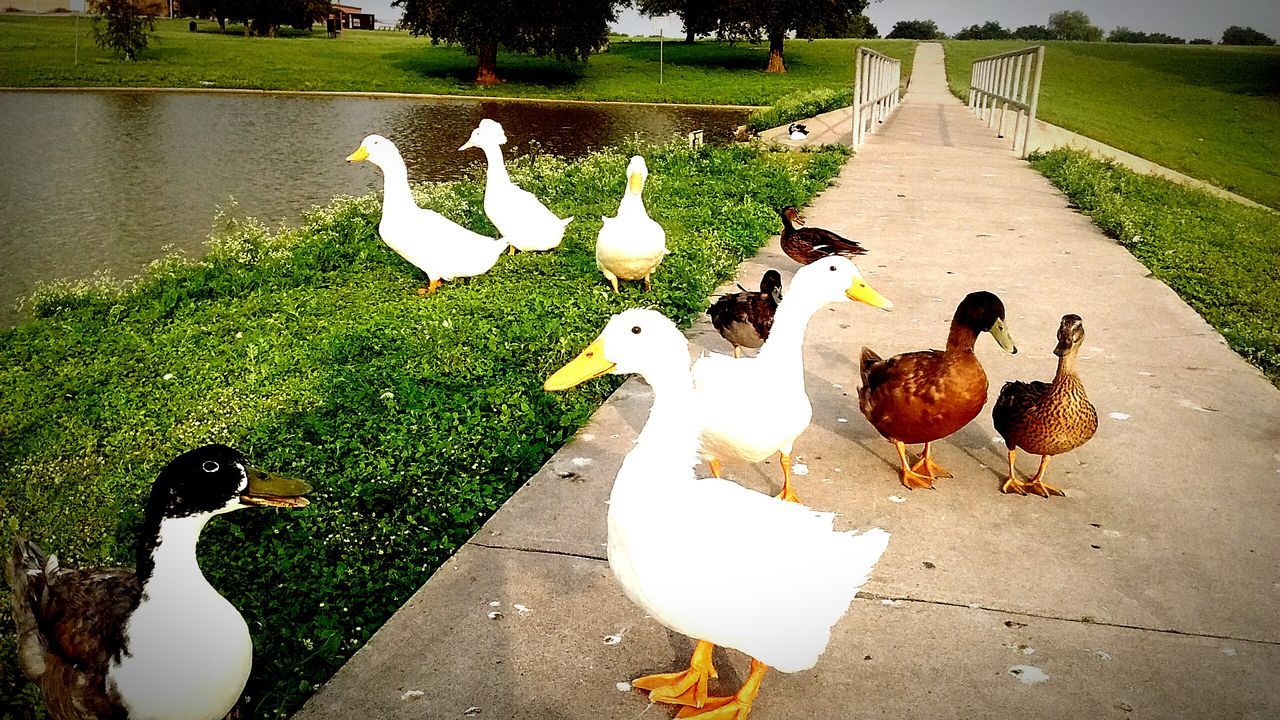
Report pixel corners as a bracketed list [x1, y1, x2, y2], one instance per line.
[0, 16, 915, 106]
[1031, 147, 1280, 383]
[943, 40, 1280, 209]
[0, 140, 850, 719]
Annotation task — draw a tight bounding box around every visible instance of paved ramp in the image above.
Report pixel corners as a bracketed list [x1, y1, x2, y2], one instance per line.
[294, 43, 1280, 720]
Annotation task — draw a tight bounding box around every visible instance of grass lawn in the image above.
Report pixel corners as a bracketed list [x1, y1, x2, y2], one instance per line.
[0, 16, 914, 107]
[1031, 147, 1280, 384]
[0, 140, 850, 718]
[943, 41, 1280, 209]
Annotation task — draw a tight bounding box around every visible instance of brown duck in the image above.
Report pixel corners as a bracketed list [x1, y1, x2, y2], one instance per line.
[708, 269, 783, 358]
[859, 291, 1017, 489]
[778, 207, 867, 265]
[6, 445, 310, 720]
[993, 314, 1098, 497]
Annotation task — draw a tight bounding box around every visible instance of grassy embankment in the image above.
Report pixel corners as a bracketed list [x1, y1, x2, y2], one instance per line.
[1032, 148, 1280, 384]
[1, 15, 913, 108]
[943, 40, 1280, 209]
[0, 141, 850, 718]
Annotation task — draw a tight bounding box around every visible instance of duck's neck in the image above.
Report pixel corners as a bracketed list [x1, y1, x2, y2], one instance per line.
[377, 154, 415, 212]
[136, 514, 216, 601]
[617, 191, 646, 218]
[779, 212, 797, 231]
[619, 361, 701, 488]
[755, 288, 826, 379]
[479, 144, 511, 187]
[945, 321, 979, 355]
[1054, 347, 1080, 381]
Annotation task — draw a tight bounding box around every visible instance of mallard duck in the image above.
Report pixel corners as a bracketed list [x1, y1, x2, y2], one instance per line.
[595, 155, 668, 293]
[778, 207, 867, 265]
[545, 308, 890, 719]
[993, 314, 1098, 497]
[708, 269, 783, 358]
[459, 119, 573, 253]
[859, 291, 1017, 490]
[6, 445, 311, 720]
[695, 257, 891, 503]
[788, 122, 809, 141]
[348, 134, 508, 292]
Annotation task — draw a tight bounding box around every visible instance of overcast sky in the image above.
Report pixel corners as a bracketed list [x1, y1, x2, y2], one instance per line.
[360, 1, 1279, 42]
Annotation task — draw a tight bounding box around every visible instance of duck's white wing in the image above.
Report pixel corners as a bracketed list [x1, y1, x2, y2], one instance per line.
[610, 478, 888, 673]
[489, 183, 562, 228]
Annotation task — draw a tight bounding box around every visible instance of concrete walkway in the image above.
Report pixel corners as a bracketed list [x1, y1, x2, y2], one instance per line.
[294, 43, 1280, 720]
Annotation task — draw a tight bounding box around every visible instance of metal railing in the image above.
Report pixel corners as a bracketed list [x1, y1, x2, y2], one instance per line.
[968, 45, 1045, 158]
[852, 47, 902, 150]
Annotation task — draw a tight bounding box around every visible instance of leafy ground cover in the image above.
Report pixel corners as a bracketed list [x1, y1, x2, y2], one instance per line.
[0, 16, 914, 106]
[0, 140, 850, 718]
[1031, 147, 1280, 384]
[943, 41, 1280, 209]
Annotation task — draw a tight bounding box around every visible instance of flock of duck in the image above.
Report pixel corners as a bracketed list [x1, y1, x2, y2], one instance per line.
[6, 119, 1098, 720]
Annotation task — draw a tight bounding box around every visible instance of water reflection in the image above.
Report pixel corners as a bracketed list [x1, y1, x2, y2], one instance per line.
[0, 90, 747, 324]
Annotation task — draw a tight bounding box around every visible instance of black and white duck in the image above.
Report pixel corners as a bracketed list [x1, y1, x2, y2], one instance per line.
[708, 269, 784, 358]
[6, 444, 312, 720]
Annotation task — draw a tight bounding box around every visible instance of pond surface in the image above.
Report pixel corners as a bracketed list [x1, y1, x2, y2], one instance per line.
[0, 91, 747, 325]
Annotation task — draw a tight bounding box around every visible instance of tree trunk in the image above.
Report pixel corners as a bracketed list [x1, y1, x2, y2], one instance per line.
[475, 40, 503, 85]
[684, 27, 694, 43]
[217, 17, 225, 32]
[765, 29, 786, 73]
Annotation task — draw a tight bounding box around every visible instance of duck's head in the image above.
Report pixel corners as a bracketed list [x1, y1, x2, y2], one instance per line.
[791, 255, 892, 310]
[625, 155, 649, 195]
[459, 119, 507, 151]
[760, 269, 784, 303]
[955, 291, 1017, 354]
[346, 134, 398, 168]
[778, 206, 802, 225]
[544, 309, 689, 391]
[1054, 314, 1085, 356]
[147, 444, 312, 521]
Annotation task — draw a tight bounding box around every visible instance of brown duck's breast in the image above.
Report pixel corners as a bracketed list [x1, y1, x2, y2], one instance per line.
[1011, 377, 1098, 456]
[863, 350, 989, 444]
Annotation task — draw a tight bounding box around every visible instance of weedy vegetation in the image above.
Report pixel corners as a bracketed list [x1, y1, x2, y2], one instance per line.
[0, 140, 850, 718]
[1031, 147, 1280, 385]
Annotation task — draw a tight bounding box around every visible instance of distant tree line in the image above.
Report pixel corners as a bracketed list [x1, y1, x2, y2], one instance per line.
[928, 9, 1275, 47]
[183, 0, 331, 36]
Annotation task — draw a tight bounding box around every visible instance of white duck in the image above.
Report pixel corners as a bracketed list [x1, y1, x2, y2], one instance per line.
[347, 134, 508, 293]
[595, 155, 668, 293]
[695, 257, 891, 503]
[459, 119, 573, 253]
[546, 309, 890, 719]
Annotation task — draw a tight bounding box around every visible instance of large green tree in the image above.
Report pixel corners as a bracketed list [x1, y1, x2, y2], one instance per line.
[1047, 9, 1103, 41]
[955, 20, 1013, 40]
[886, 18, 942, 40]
[397, 0, 621, 85]
[717, 0, 870, 73]
[1221, 25, 1276, 45]
[636, 0, 718, 43]
[90, 0, 155, 60]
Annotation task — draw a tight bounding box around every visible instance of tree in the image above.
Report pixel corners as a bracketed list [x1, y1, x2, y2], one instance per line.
[1221, 25, 1276, 45]
[716, 0, 869, 73]
[847, 14, 877, 38]
[90, 0, 155, 60]
[1147, 32, 1185, 44]
[1107, 26, 1147, 43]
[397, 0, 621, 85]
[1013, 24, 1053, 40]
[636, 0, 717, 43]
[1189, 38, 1213, 45]
[1047, 10, 1103, 41]
[955, 20, 1013, 40]
[886, 19, 942, 40]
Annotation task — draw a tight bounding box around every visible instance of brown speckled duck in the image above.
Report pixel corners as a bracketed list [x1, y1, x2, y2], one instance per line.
[859, 291, 1017, 490]
[708, 269, 783, 358]
[992, 314, 1098, 497]
[778, 207, 867, 265]
[6, 445, 310, 720]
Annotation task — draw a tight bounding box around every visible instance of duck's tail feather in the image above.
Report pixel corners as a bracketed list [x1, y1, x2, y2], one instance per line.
[560, 215, 575, 227]
[7, 536, 52, 682]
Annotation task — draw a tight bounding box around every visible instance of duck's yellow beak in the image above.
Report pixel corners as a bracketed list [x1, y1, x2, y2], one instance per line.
[846, 277, 893, 309]
[240, 467, 312, 509]
[627, 170, 645, 195]
[990, 318, 1017, 354]
[346, 145, 369, 163]
[458, 139, 475, 151]
[545, 338, 615, 391]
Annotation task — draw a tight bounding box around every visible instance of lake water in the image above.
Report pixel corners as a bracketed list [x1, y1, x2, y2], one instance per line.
[0, 90, 747, 324]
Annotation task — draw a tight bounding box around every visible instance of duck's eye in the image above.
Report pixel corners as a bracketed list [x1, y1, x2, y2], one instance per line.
[202, 461, 220, 473]
[631, 326, 642, 335]
[829, 265, 837, 271]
